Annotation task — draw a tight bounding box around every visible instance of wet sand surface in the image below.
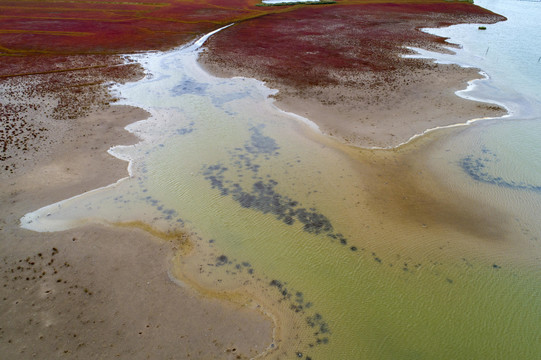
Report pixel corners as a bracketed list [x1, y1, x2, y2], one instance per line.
[0, 102, 272, 358]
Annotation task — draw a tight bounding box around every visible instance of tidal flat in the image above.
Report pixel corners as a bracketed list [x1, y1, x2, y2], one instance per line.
[2, 0, 540, 359]
[21, 16, 541, 360]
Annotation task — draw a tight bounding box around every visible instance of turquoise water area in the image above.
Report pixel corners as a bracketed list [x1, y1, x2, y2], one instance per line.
[21, 1, 541, 359]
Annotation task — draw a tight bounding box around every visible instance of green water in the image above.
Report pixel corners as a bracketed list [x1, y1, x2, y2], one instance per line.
[22, 16, 541, 360]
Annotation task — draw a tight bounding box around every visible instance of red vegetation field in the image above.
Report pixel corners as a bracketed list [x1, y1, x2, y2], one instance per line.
[0, 0, 504, 78]
[201, 1, 505, 88]
[0, 0, 282, 76]
[1, 0, 265, 55]
[0, 0, 505, 171]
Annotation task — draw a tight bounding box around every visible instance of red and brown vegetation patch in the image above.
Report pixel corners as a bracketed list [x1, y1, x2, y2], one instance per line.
[0, 0, 288, 174]
[200, 1, 506, 146]
[0, 0, 282, 77]
[0, 0, 308, 61]
[201, 1, 505, 88]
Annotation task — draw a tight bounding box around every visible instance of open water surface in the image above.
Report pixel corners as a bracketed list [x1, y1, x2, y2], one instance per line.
[410, 0, 541, 260]
[21, 1, 541, 358]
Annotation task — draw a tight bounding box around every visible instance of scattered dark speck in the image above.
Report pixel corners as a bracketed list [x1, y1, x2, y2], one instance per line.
[216, 255, 228, 266]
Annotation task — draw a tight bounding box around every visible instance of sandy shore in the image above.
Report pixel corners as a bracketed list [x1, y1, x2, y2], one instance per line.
[276, 65, 505, 148]
[0, 82, 272, 358]
[204, 59, 504, 148]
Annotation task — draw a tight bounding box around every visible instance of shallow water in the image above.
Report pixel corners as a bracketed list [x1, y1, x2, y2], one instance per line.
[409, 0, 541, 256]
[21, 1, 541, 358]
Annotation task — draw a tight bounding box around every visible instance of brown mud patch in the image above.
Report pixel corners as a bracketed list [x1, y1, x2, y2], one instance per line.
[0, 225, 273, 359]
[0, 55, 144, 176]
[335, 127, 537, 267]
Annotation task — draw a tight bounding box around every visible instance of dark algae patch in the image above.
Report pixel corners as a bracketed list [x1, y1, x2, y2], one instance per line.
[268, 279, 330, 358]
[171, 81, 209, 97]
[203, 251, 328, 358]
[175, 122, 196, 136]
[201, 125, 346, 241]
[231, 179, 334, 235]
[246, 125, 280, 156]
[215, 255, 229, 266]
[460, 146, 541, 193]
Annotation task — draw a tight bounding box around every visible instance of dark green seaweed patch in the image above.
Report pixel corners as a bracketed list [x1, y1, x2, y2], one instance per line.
[211, 90, 247, 108]
[225, 124, 281, 178]
[216, 255, 229, 266]
[202, 164, 230, 195]
[269, 278, 329, 357]
[327, 233, 347, 245]
[246, 125, 280, 155]
[140, 194, 183, 223]
[176, 121, 195, 136]
[203, 166, 338, 236]
[460, 146, 541, 193]
[201, 124, 355, 250]
[171, 79, 208, 96]
[211, 253, 256, 276]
